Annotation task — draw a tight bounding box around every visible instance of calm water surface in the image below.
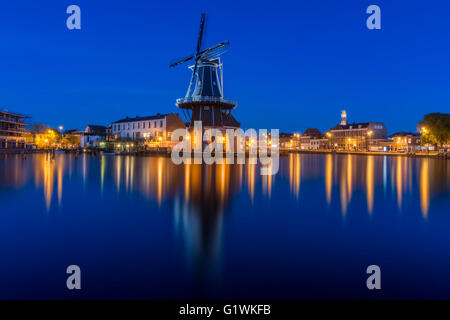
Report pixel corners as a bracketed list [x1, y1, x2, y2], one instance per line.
[0, 153, 449, 299]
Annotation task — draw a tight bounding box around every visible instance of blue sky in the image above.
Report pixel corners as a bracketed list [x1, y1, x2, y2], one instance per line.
[0, 0, 448, 134]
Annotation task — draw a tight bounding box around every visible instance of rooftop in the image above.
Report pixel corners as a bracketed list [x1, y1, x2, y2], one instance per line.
[0, 109, 31, 119]
[332, 122, 370, 130]
[112, 113, 170, 124]
[303, 128, 322, 138]
[390, 131, 421, 138]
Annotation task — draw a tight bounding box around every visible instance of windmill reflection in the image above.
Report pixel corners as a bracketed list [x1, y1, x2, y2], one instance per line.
[174, 162, 242, 294]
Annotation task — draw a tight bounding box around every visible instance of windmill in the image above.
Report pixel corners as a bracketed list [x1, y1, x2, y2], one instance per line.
[170, 13, 239, 130]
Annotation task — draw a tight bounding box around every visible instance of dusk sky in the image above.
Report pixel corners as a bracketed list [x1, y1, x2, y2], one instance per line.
[0, 0, 448, 134]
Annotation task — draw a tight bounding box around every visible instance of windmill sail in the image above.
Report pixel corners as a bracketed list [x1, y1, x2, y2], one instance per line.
[170, 13, 239, 129]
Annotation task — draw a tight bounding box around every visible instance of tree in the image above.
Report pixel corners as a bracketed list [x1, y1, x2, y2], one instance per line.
[31, 123, 49, 134]
[418, 113, 450, 147]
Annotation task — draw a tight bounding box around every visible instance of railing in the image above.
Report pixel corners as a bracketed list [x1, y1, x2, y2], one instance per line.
[0, 117, 28, 125]
[0, 110, 30, 119]
[176, 96, 238, 106]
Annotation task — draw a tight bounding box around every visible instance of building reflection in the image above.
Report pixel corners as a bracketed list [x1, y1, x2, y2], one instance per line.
[325, 154, 332, 205]
[396, 157, 404, 210]
[420, 159, 429, 218]
[366, 155, 374, 214]
[289, 154, 301, 199]
[347, 155, 353, 205]
[57, 155, 64, 206]
[42, 156, 55, 211]
[247, 163, 255, 202]
[262, 162, 273, 198]
[339, 155, 353, 216]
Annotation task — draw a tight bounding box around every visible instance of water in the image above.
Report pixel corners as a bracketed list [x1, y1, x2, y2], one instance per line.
[0, 153, 449, 299]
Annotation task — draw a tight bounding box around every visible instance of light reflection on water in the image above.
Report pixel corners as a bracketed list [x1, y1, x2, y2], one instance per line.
[0, 153, 449, 299]
[0, 152, 447, 223]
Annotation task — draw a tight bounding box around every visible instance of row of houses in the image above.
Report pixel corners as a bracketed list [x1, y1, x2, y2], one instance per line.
[0, 108, 432, 153]
[280, 111, 425, 152]
[64, 113, 185, 148]
[0, 108, 187, 150]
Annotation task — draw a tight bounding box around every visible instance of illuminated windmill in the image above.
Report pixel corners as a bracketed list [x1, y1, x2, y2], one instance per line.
[170, 13, 239, 130]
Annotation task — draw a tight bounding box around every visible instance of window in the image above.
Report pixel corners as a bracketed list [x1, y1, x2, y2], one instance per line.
[138, 123, 140, 129]
[160, 120, 163, 128]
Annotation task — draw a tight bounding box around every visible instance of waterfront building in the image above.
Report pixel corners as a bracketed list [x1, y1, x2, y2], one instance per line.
[106, 125, 112, 141]
[85, 125, 107, 136]
[79, 125, 107, 148]
[326, 112, 387, 151]
[279, 133, 294, 150]
[0, 110, 30, 149]
[64, 125, 108, 149]
[300, 128, 324, 150]
[365, 138, 393, 152]
[390, 132, 422, 152]
[309, 138, 328, 150]
[111, 113, 185, 141]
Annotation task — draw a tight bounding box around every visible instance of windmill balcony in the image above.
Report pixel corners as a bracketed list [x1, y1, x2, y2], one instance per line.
[176, 96, 237, 110]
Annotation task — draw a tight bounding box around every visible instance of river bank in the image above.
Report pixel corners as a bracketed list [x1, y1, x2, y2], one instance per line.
[1, 148, 448, 159]
[285, 149, 449, 159]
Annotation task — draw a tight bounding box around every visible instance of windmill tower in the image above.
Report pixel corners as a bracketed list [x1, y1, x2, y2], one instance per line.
[170, 13, 239, 131]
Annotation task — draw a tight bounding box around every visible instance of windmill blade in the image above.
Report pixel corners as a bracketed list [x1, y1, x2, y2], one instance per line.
[185, 13, 206, 98]
[185, 57, 200, 98]
[196, 13, 206, 54]
[169, 13, 206, 68]
[169, 53, 195, 68]
[199, 41, 230, 60]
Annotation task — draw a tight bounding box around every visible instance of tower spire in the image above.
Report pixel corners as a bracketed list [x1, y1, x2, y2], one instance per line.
[341, 110, 347, 126]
